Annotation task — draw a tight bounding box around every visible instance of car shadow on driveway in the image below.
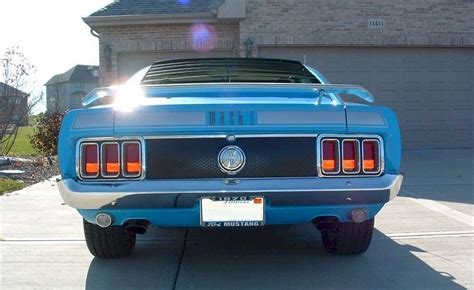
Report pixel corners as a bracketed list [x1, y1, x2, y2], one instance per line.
[85, 225, 466, 290]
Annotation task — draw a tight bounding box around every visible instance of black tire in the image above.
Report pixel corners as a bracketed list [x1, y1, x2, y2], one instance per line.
[319, 219, 374, 255]
[83, 219, 136, 258]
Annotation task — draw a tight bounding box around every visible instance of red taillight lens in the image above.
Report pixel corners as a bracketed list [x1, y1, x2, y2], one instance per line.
[343, 140, 359, 173]
[123, 142, 141, 176]
[363, 140, 380, 173]
[102, 143, 120, 176]
[82, 143, 99, 177]
[322, 139, 339, 173]
[319, 136, 382, 177]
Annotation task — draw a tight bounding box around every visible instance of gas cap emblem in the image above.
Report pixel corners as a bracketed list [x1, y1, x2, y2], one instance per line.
[218, 145, 246, 175]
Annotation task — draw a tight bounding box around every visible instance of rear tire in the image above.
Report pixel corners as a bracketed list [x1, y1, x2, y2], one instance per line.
[83, 219, 136, 258]
[319, 219, 374, 255]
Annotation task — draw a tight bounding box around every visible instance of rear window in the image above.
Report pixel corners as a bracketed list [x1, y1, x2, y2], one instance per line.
[140, 58, 320, 85]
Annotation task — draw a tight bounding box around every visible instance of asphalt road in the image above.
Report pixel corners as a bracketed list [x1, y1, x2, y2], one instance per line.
[1, 149, 473, 290]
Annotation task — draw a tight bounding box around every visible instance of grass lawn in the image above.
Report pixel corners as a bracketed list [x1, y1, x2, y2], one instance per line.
[6, 126, 37, 156]
[0, 178, 25, 195]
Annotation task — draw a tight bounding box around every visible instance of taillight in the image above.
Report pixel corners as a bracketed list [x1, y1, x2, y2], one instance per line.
[362, 140, 380, 173]
[102, 143, 120, 177]
[319, 136, 383, 177]
[123, 142, 141, 177]
[321, 139, 340, 174]
[342, 140, 360, 173]
[78, 139, 143, 180]
[81, 143, 99, 178]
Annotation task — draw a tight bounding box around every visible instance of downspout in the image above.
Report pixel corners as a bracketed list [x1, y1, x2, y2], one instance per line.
[87, 27, 115, 134]
[90, 28, 99, 38]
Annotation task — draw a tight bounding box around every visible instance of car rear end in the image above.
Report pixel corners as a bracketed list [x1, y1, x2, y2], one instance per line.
[57, 58, 403, 258]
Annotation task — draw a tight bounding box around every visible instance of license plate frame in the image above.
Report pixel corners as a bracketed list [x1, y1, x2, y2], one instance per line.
[200, 196, 265, 227]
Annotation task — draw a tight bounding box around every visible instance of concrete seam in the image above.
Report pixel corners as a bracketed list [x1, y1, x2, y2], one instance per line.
[401, 190, 474, 227]
[172, 229, 189, 290]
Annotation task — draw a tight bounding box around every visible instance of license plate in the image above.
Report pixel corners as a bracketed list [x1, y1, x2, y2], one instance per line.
[200, 196, 265, 227]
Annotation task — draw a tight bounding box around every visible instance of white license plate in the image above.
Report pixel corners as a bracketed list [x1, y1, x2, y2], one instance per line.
[200, 196, 265, 227]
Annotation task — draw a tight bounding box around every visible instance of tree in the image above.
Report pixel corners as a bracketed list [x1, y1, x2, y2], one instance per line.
[30, 112, 64, 157]
[0, 46, 42, 156]
[48, 83, 66, 112]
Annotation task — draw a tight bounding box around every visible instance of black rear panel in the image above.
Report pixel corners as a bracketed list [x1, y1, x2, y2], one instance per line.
[146, 137, 317, 179]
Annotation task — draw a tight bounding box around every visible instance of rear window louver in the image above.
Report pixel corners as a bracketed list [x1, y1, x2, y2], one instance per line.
[141, 58, 320, 85]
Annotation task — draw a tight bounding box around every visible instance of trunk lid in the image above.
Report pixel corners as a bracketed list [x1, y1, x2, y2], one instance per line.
[112, 84, 348, 135]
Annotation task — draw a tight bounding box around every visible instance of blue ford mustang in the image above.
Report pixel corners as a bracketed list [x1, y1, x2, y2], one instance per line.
[57, 58, 403, 258]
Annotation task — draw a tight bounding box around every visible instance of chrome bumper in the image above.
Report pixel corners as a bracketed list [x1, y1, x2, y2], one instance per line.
[58, 174, 403, 210]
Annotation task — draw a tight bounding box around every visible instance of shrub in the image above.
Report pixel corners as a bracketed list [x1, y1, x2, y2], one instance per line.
[30, 112, 64, 156]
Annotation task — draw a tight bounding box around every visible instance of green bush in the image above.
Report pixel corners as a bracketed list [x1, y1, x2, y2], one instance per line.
[30, 112, 64, 156]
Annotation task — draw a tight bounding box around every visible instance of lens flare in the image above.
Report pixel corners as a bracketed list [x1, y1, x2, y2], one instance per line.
[113, 66, 150, 111]
[190, 23, 216, 52]
[113, 84, 145, 112]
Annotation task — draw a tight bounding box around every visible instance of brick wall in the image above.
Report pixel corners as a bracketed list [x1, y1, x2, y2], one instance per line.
[0, 94, 28, 126]
[94, 0, 474, 84]
[240, 0, 474, 56]
[96, 23, 239, 85]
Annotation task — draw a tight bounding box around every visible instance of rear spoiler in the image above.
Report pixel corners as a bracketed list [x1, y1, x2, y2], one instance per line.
[311, 84, 375, 103]
[82, 83, 375, 107]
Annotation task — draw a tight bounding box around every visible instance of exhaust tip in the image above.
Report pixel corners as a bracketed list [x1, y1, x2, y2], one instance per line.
[95, 213, 113, 228]
[349, 208, 368, 223]
[125, 224, 148, 235]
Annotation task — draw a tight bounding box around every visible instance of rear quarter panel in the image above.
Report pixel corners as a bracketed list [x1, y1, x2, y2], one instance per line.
[58, 107, 115, 179]
[346, 105, 402, 174]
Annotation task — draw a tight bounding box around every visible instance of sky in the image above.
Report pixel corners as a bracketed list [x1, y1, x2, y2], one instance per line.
[0, 0, 113, 112]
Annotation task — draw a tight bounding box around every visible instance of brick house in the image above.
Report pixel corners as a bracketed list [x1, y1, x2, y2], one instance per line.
[83, 0, 474, 149]
[45, 65, 99, 113]
[0, 82, 29, 127]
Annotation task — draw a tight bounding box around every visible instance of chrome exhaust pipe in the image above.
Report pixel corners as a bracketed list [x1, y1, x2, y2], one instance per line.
[124, 224, 148, 235]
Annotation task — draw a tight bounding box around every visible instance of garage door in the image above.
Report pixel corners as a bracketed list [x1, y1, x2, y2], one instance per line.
[259, 47, 474, 149]
[118, 50, 234, 81]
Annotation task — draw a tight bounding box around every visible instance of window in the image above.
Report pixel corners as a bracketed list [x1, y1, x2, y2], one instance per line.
[71, 91, 86, 109]
[140, 58, 320, 85]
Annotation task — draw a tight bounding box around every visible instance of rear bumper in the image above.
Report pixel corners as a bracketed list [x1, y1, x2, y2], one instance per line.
[78, 203, 386, 226]
[58, 174, 403, 210]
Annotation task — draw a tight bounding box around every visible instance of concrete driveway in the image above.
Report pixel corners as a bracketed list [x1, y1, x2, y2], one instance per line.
[1, 149, 472, 289]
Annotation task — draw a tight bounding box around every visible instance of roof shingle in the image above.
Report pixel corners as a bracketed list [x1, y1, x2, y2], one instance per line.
[90, 0, 226, 17]
[45, 65, 99, 86]
[0, 82, 28, 97]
